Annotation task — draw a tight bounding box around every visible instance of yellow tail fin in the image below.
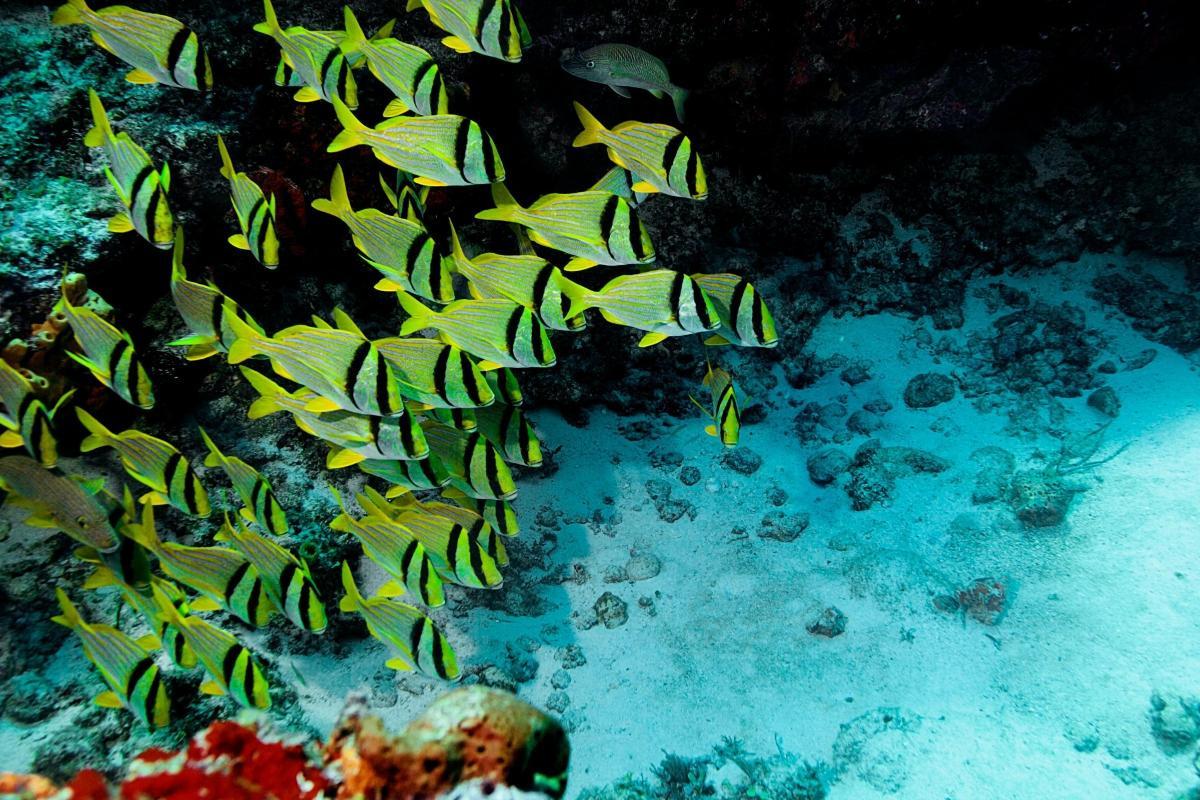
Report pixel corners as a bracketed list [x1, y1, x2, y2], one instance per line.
[74, 407, 113, 452]
[170, 228, 186, 282]
[475, 182, 523, 223]
[216, 134, 235, 180]
[340, 5, 368, 51]
[224, 312, 264, 364]
[395, 290, 434, 335]
[446, 220, 470, 271]
[572, 101, 607, 148]
[196, 426, 226, 469]
[51, 587, 83, 629]
[84, 88, 112, 148]
[312, 164, 352, 218]
[339, 561, 362, 612]
[328, 97, 367, 153]
[51, 0, 89, 26]
[240, 367, 285, 419]
[253, 0, 281, 36]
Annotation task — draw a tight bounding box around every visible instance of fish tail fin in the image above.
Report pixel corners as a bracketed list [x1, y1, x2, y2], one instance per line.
[328, 97, 367, 153]
[395, 290, 434, 336]
[446, 220, 469, 271]
[51, 0, 89, 26]
[74, 407, 113, 452]
[52, 587, 83, 628]
[150, 583, 185, 626]
[670, 86, 689, 123]
[170, 227, 187, 282]
[122, 501, 161, 553]
[240, 367, 285, 419]
[341, 5, 368, 50]
[224, 312, 263, 364]
[83, 88, 111, 148]
[312, 164, 352, 219]
[196, 426, 225, 469]
[253, 0, 281, 35]
[571, 101, 607, 147]
[216, 134, 235, 180]
[475, 182, 523, 223]
[339, 561, 362, 612]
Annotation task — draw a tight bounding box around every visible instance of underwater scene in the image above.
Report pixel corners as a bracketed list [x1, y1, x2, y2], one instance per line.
[2, 0, 1200, 797]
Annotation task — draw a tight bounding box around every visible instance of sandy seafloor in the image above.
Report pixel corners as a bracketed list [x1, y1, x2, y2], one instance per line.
[3, 252, 1200, 798]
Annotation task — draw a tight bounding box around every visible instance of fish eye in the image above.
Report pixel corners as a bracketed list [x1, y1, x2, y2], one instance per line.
[76, 515, 90, 529]
[586, 60, 595, 68]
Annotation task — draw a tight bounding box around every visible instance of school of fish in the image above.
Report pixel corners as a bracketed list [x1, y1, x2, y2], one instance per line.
[0, 0, 781, 728]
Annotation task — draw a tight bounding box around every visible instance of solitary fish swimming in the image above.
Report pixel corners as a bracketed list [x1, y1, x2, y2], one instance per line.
[561, 44, 688, 122]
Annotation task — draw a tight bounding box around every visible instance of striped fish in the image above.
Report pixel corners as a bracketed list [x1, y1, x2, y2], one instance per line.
[476, 183, 653, 272]
[381, 169, 429, 224]
[329, 485, 445, 606]
[61, 293, 154, 409]
[423, 406, 476, 432]
[241, 366, 428, 467]
[342, 7, 449, 117]
[485, 367, 523, 406]
[0, 455, 118, 552]
[585, 269, 720, 347]
[357, 453, 450, 495]
[83, 90, 175, 250]
[254, 0, 357, 107]
[214, 515, 327, 633]
[150, 584, 271, 709]
[0, 359, 64, 468]
[370, 500, 504, 588]
[125, 502, 274, 627]
[447, 222, 587, 332]
[573, 103, 707, 201]
[693, 363, 740, 447]
[407, 0, 530, 63]
[53, 0, 212, 91]
[52, 589, 170, 727]
[396, 291, 555, 371]
[421, 419, 517, 501]
[313, 165, 451, 303]
[217, 136, 280, 269]
[380, 488, 507, 568]
[198, 427, 290, 536]
[441, 489, 519, 536]
[328, 97, 503, 188]
[375, 336, 495, 410]
[474, 402, 541, 467]
[339, 561, 459, 680]
[274, 19, 382, 84]
[73, 486, 153, 596]
[226, 314, 405, 418]
[76, 409, 209, 517]
[692, 273, 778, 349]
[167, 229, 265, 361]
[85, 566, 197, 669]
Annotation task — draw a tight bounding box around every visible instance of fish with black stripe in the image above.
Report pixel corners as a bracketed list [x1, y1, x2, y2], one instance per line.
[167, 229, 266, 361]
[395, 291, 555, 371]
[342, 7, 449, 117]
[588, 166, 649, 207]
[313, 165, 452, 304]
[254, 0, 358, 107]
[0, 455, 119, 553]
[691, 361, 740, 447]
[381, 169, 429, 224]
[691, 273, 779, 349]
[423, 406, 477, 432]
[0, 359, 69, 468]
[339, 561, 460, 679]
[52, 588, 170, 727]
[241, 365, 428, 468]
[85, 565, 198, 669]
[572, 102, 707, 201]
[473, 401, 541, 467]
[357, 453, 451, 496]
[378, 487, 508, 568]
[406, 0, 530, 63]
[441, 489, 519, 536]
[149, 583, 272, 708]
[329, 485, 445, 607]
[225, 312, 405, 418]
[76, 408, 210, 517]
[577, 269, 720, 347]
[447, 222, 587, 332]
[61, 289, 154, 409]
[71, 485, 153, 597]
[214, 514, 327, 633]
[53, 0, 211, 91]
[476, 183, 654, 273]
[197, 427, 290, 536]
[83, 90, 175, 249]
[216, 135, 280, 269]
[421, 418, 517, 501]
[328, 97, 504, 188]
[125, 501, 275, 628]
[485, 367, 523, 406]
[375, 335, 495, 410]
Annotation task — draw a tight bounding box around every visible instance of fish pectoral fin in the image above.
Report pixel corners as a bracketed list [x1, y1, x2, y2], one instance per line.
[607, 148, 629, 169]
[385, 657, 415, 672]
[383, 98, 409, 117]
[704, 424, 718, 437]
[228, 233, 250, 250]
[0, 430, 21, 448]
[238, 507, 257, 524]
[294, 86, 322, 103]
[638, 331, 669, 347]
[476, 360, 504, 372]
[136, 633, 161, 652]
[326, 448, 366, 469]
[94, 691, 124, 709]
[200, 680, 226, 696]
[140, 491, 169, 507]
[563, 257, 597, 272]
[609, 85, 632, 98]
[631, 180, 659, 194]
[189, 596, 222, 612]
[125, 68, 158, 84]
[186, 343, 220, 361]
[404, 0, 423, 11]
[374, 278, 404, 292]
[413, 175, 448, 187]
[108, 212, 135, 233]
[304, 396, 342, 413]
[441, 35, 474, 54]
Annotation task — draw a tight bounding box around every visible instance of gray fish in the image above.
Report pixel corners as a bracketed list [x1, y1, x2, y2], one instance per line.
[561, 44, 688, 122]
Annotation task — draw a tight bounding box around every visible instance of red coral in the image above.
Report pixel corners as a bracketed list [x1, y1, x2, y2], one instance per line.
[65, 769, 110, 800]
